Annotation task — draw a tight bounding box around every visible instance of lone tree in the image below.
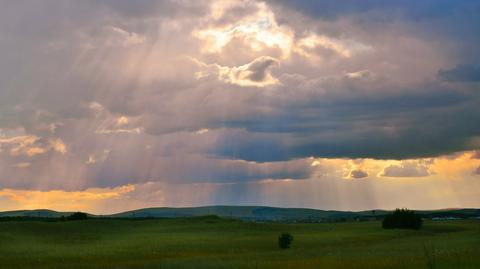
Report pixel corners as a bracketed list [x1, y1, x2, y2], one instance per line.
[278, 233, 293, 249]
[66, 212, 88, 221]
[382, 208, 422, 230]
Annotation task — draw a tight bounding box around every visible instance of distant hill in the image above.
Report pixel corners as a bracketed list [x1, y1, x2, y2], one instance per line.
[0, 209, 72, 218]
[110, 206, 390, 221]
[1, 206, 479, 222]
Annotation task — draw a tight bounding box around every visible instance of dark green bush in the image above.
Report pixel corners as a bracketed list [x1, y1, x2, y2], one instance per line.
[66, 212, 88, 221]
[382, 208, 422, 230]
[278, 233, 293, 249]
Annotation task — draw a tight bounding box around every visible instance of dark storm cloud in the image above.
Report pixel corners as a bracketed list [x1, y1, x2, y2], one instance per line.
[439, 64, 480, 82]
[214, 81, 480, 161]
[269, 0, 475, 21]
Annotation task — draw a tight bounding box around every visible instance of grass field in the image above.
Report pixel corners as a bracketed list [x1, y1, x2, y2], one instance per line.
[0, 217, 478, 269]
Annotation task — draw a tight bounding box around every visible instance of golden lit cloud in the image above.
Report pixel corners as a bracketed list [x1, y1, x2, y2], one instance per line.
[13, 162, 31, 169]
[310, 151, 480, 180]
[96, 128, 142, 134]
[0, 135, 66, 156]
[0, 135, 39, 156]
[381, 160, 431, 178]
[50, 139, 67, 154]
[431, 151, 480, 179]
[116, 116, 129, 126]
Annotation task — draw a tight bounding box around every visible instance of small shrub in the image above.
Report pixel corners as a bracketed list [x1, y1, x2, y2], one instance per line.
[66, 212, 88, 221]
[382, 208, 422, 230]
[278, 233, 293, 249]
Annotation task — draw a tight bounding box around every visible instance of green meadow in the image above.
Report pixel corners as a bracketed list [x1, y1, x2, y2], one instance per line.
[0, 217, 478, 269]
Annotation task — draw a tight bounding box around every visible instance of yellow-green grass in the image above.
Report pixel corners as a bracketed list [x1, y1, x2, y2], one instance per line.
[0, 217, 478, 269]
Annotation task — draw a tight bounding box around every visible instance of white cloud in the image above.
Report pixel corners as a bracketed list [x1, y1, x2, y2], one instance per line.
[108, 26, 146, 47]
[294, 33, 370, 60]
[86, 155, 96, 165]
[194, 1, 293, 58]
[195, 128, 209, 135]
[345, 70, 375, 79]
[381, 161, 431, 178]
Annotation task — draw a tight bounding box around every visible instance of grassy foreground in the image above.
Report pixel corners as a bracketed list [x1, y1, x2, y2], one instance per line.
[0, 217, 478, 269]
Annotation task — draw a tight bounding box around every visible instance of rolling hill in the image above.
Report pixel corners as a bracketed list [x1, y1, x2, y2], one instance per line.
[1, 206, 479, 222]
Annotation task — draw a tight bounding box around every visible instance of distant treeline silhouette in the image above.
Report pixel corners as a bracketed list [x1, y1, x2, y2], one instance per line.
[382, 209, 423, 230]
[63, 212, 88, 221]
[0, 212, 89, 222]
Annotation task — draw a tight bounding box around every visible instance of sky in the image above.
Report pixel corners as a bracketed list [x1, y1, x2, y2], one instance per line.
[0, 0, 479, 214]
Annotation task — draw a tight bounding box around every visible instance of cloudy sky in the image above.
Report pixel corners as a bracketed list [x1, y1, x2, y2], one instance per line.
[1, 0, 479, 213]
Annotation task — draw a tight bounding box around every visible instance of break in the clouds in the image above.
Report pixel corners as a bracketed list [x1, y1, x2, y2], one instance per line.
[0, 0, 479, 212]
